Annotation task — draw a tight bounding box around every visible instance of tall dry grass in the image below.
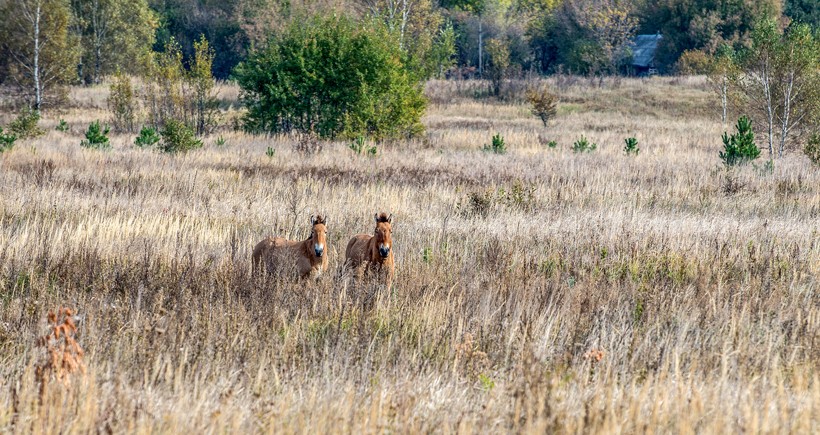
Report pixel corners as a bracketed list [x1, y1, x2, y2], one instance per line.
[0, 77, 818, 433]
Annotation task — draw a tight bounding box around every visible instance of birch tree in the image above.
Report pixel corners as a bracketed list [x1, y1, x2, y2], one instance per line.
[737, 19, 778, 158]
[359, 0, 414, 48]
[772, 23, 820, 158]
[705, 45, 738, 123]
[737, 19, 820, 159]
[70, 0, 157, 84]
[358, 0, 452, 79]
[1, 0, 78, 109]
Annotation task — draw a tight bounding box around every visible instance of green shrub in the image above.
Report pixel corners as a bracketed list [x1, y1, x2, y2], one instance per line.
[624, 137, 639, 155]
[9, 108, 44, 139]
[547, 140, 558, 148]
[804, 133, 820, 167]
[458, 188, 495, 218]
[457, 179, 536, 217]
[215, 135, 226, 147]
[572, 135, 597, 153]
[720, 116, 760, 166]
[478, 373, 495, 392]
[134, 126, 161, 148]
[235, 14, 426, 140]
[80, 121, 111, 150]
[159, 120, 202, 154]
[55, 119, 69, 132]
[483, 133, 506, 154]
[265, 146, 276, 159]
[422, 247, 433, 264]
[348, 136, 378, 156]
[497, 179, 536, 212]
[0, 127, 17, 152]
[348, 136, 366, 154]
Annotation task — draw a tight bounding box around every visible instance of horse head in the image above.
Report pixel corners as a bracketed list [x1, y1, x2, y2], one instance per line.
[310, 215, 328, 257]
[373, 212, 392, 259]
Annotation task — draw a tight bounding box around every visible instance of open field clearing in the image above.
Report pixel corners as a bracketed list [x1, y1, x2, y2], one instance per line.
[0, 77, 818, 433]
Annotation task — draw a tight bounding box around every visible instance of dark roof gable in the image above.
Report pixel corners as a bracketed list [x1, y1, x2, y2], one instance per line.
[631, 34, 662, 68]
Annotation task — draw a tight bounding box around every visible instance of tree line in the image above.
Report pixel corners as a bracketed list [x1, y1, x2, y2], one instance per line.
[1, 0, 820, 164]
[2, 1, 818, 92]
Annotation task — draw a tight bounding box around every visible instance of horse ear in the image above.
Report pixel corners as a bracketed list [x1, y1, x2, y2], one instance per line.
[387, 214, 393, 224]
[310, 215, 315, 225]
[374, 213, 379, 223]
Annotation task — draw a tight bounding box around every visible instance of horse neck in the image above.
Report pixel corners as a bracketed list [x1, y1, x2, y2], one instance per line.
[301, 238, 318, 263]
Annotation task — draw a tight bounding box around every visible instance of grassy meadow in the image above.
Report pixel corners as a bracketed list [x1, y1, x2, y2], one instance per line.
[0, 76, 818, 433]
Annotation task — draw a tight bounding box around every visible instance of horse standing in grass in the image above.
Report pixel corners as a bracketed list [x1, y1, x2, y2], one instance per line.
[345, 213, 394, 289]
[252, 215, 329, 279]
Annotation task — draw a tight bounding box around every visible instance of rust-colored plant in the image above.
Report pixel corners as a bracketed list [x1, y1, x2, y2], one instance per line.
[583, 348, 605, 363]
[36, 307, 85, 386]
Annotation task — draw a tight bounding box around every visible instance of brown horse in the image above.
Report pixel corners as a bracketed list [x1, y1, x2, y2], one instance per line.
[252, 215, 328, 279]
[345, 212, 394, 289]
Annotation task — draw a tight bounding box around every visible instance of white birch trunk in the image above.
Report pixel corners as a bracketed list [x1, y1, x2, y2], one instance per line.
[721, 78, 727, 123]
[33, 0, 42, 110]
[762, 56, 775, 159]
[478, 18, 483, 78]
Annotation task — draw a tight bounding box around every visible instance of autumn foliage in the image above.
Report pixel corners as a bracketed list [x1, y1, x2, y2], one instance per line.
[36, 307, 85, 387]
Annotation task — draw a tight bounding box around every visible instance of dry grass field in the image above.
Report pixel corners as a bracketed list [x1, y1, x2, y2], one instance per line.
[0, 76, 818, 433]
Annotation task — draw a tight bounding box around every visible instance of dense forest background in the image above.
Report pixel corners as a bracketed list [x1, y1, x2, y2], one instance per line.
[1, 0, 818, 86]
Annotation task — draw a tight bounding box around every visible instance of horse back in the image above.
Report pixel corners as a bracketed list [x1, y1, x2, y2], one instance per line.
[253, 236, 300, 273]
[345, 234, 372, 266]
[252, 237, 273, 274]
[252, 237, 273, 260]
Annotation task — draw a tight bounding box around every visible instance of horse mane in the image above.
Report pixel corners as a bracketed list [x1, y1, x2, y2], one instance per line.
[375, 213, 390, 223]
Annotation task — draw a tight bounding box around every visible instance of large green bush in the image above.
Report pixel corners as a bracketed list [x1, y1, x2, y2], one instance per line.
[235, 15, 426, 140]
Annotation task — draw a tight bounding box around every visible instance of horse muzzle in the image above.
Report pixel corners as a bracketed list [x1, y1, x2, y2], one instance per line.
[314, 244, 324, 257]
[378, 246, 390, 258]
